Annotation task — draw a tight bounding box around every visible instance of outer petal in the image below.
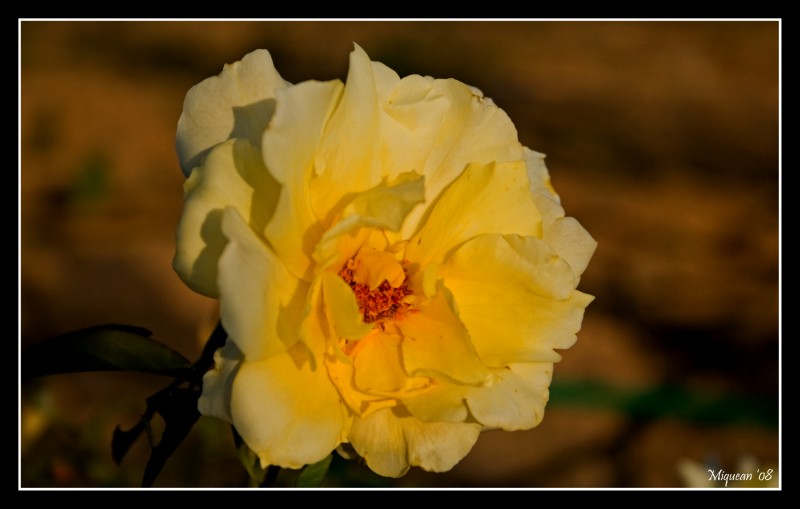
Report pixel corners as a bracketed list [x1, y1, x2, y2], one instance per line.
[405, 161, 542, 269]
[311, 44, 383, 226]
[348, 406, 481, 478]
[197, 340, 243, 423]
[176, 49, 286, 175]
[174, 139, 280, 297]
[465, 362, 553, 431]
[397, 284, 491, 385]
[523, 146, 560, 201]
[543, 216, 597, 279]
[218, 208, 308, 360]
[440, 233, 594, 367]
[231, 344, 347, 469]
[375, 75, 524, 240]
[262, 80, 344, 281]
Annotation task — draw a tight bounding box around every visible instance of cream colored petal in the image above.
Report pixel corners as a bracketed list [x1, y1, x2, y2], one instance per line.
[523, 146, 560, 202]
[176, 49, 286, 175]
[398, 284, 490, 385]
[405, 160, 541, 268]
[347, 406, 409, 477]
[230, 345, 346, 469]
[348, 406, 481, 477]
[543, 216, 597, 279]
[310, 44, 383, 226]
[401, 410, 481, 474]
[466, 362, 553, 431]
[197, 340, 243, 423]
[262, 80, 344, 281]
[441, 233, 594, 367]
[321, 271, 375, 341]
[218, 208, 308, 360]
[173, 139, 280, 298]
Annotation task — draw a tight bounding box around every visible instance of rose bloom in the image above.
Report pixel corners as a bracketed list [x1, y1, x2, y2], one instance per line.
[174, 45, 596, 478]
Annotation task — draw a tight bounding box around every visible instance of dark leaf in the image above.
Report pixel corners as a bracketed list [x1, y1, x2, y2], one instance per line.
[111, 419, 147, 464]
[141, 387, 201, 487]
[296, 454, 333, 488]
[23, 324, 191, 380]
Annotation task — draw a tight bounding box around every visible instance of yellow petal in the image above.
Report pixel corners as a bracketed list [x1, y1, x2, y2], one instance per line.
[311, 44, 383, 226]
[313, 171, 425, 271]
[324, 342, 398, 419]
[353, 332, 407, 393]
[352, 247, 405, 290]
[197, 340, 243, 423]
[440, 233, 594, 367]
[465, 362, 553, 431]
[348, 406, 481, 478]
[218, 208, 308, 360]
[397, 283, 490, 385]
[176, 49, 285, 175]
[405, 161, 542, 269]
[383, 78, 523, 240]
[297, 276, 328, 361]
[402, 381, 469, 423]
[230, 344, 347, 469]
[262, 80, 344, 281]
[321, 271, 375, 341]
[174, 139, 280, 297]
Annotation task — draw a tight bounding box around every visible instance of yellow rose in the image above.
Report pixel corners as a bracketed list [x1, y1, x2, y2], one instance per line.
[174, 45, 596, 478]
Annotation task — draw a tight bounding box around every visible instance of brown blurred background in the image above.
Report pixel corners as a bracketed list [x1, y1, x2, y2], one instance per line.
[20, 20, 779, 488]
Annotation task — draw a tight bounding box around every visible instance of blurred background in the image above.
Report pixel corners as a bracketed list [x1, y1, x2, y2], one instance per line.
[20, 20, 779, 488]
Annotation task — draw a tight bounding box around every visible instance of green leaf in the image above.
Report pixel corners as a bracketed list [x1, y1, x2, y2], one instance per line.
[22, 324, 192, 380]
[296, 454, 333, 488]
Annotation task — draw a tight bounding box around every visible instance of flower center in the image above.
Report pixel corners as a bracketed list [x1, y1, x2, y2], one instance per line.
[339, 247, 415, 324]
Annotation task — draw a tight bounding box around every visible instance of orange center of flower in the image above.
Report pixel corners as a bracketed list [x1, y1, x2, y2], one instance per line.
[339, 256, 415, 324]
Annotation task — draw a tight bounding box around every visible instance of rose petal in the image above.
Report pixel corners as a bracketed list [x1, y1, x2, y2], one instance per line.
[466, 362, 553, 431]
[398, 283, 490, 385]
[176, 49, 286, 176]
[197, 340, 242, 423]
[543, 216, 597, 279]
[218, 207, 308, 360]
[405, 160, 542, 268]
[348, 406, 481, 477]
[321, 271, 375, 341]
[262, 80, 344, 281]
[440, 233, 594, 367]
[173, 139, 280, 297]
[353, 332, 407, 393]
[312, 171, 425, 271]
[523, 146, 560, 202]
[311, 44, 383, 225]
[230, 345, 347, 469]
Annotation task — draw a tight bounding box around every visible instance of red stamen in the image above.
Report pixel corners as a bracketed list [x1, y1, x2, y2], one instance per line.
[339, 258, 415, 323]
